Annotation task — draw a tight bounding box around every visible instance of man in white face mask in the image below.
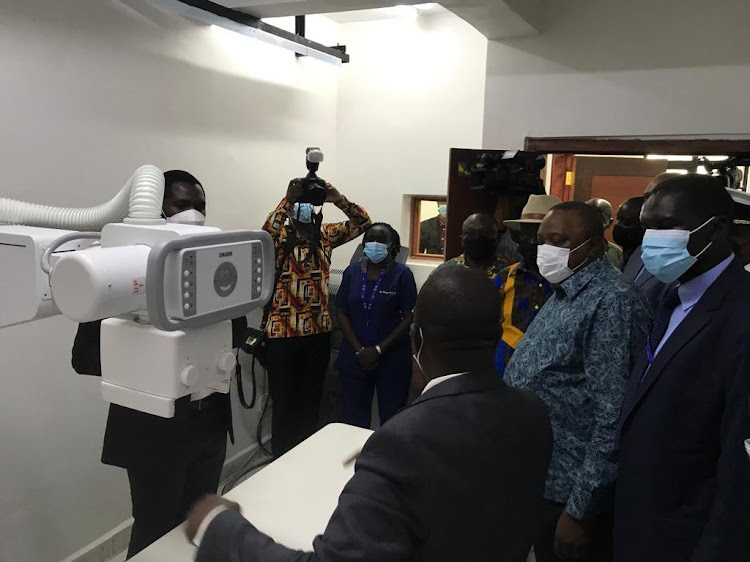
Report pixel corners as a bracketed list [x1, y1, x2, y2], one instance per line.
[505, 202, 651, 562]
[72, 170, 248, 559]
[162, 170, 207, 225]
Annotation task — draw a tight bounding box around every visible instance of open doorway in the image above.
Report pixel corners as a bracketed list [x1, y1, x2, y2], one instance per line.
[545, 154, 749, 242]
[528, 136, 750, 243]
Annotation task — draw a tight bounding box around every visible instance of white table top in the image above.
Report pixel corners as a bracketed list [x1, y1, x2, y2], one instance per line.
[132, 423, 373, 561]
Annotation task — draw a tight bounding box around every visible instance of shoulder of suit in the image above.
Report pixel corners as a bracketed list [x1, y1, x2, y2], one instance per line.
[407, 377, 545, 418]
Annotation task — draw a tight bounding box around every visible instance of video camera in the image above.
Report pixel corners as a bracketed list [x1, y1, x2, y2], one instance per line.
[298, 147, 328, 206]
[469, 151, 546, 196]
[703, 154, 750, 190]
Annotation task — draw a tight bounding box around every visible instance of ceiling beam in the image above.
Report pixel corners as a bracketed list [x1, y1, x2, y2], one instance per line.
[148, 0, 349, 64]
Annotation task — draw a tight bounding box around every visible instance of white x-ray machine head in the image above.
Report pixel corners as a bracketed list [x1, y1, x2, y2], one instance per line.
[0, 165, 274, 418]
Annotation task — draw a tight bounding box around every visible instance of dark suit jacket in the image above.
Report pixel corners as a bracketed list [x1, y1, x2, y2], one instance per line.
[418, 216, 443, 255]
[615, 258, 750, 562]
[622, 246, 665, 310]
[71, 317, 247, 470]
[198, 371, 552, 562]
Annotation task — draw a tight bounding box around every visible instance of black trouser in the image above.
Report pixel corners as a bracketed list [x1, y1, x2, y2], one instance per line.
[534, 500, 613, 562]
[125, 398, 228, 559]
[266, 332, 331, 458]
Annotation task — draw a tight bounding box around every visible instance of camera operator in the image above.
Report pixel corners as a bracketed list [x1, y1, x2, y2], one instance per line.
[263, 179, 371, 457]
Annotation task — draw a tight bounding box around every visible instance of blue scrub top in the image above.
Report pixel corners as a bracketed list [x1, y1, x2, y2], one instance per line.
[335, 261, 417, 372]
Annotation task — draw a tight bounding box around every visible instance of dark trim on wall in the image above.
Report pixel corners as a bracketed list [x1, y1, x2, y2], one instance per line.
[174, 0, 349, 63]
[525, 136, 750, 155]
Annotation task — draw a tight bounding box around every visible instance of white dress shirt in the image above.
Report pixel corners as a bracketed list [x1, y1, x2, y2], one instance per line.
[421, 372, 469, 395]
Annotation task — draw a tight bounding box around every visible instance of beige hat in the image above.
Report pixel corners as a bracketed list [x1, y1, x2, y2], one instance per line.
[504, 194, 562, 230]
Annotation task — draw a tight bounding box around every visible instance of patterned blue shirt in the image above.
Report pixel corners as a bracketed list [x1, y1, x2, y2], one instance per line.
[505, 256, 651, 519]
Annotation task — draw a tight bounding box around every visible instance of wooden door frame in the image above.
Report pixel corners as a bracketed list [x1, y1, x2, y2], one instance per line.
[525, 136, 750, 155]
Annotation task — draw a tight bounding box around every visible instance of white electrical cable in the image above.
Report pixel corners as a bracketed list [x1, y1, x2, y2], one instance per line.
[0, 165, 165, 231]
[40, 232, 102, 275]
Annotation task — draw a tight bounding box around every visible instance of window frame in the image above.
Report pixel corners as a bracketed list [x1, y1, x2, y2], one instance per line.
[409, 195, 448, 260]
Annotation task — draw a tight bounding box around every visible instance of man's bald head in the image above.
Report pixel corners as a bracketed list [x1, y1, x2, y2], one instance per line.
[644, 172, 681, 198]
[412, 267, 500, 380]
[586, 198, 614, 229]
[462, 213, 498, 237]
[460, 213, 499, 264]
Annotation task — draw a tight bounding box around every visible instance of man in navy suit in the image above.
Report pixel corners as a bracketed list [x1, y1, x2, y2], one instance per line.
[185, 267, 553, 562]
[621, 173, 680, 308]
[615, 175, 750, 561]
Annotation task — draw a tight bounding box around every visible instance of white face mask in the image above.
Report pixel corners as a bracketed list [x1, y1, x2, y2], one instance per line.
[536, 239, 591, 284]
[167, 209, 206, 226]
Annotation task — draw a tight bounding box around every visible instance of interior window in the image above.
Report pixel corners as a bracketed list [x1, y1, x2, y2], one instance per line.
[410, 197, 447, 259]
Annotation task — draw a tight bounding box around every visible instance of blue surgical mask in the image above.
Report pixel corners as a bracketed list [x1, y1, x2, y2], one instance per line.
[292, 203, 314, 224]
[641, 217, 715, 283]
[363, 241, 389, 263]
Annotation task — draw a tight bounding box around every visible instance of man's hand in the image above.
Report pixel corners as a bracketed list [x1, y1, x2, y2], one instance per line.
[286, 178, 305, 204]
[325, 183, 343, 204]
[356, 347, 380, 371]
[185, 494, 240, 543]
[554, 510, 590, 560]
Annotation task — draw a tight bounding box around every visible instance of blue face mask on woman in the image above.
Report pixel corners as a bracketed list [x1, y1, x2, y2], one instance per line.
[363, 242, 389, 263]
[641, 217, 715, 283]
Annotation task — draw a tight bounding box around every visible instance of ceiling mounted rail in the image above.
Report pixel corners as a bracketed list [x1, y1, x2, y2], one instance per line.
[149, 0, 349, 65]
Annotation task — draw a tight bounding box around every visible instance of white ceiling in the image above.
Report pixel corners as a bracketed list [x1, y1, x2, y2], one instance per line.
[325, 3, 448, 24]
[220, 0, 543, 39]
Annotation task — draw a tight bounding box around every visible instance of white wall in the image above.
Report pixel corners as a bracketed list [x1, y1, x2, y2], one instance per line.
[483, 0, 750, 148]
[335, 12, 488, 282]
[0, 1, 340, 560]
[0, 3, 488, 559]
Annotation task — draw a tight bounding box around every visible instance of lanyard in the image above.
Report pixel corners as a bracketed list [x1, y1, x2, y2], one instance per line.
[361, 262, 387, 325]
[646, 336, 656, 365]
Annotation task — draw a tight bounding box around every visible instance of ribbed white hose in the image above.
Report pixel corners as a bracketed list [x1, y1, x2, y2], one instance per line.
[0, 165, 164, 231]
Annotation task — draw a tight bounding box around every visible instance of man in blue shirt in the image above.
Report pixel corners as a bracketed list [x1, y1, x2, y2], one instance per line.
[615, 176, 750, 562]
[506, 202, 650, 562]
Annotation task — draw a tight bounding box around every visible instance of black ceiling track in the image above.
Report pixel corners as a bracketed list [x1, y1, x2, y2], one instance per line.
[174, 0, 349, 63]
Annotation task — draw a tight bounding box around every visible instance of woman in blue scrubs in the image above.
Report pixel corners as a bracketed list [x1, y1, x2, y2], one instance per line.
[336, 223, 418, 428]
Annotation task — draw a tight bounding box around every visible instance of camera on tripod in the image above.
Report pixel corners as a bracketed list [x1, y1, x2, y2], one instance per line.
[298, 147, 328, 206]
